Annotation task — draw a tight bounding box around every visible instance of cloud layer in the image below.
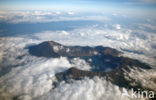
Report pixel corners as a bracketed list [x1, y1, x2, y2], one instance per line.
[0, 36, 93, 100]
[37, 77, 134, 100]
[0, 11, 110, 23]
[33, 25, 156, 66]
[0, 12, 156, 100]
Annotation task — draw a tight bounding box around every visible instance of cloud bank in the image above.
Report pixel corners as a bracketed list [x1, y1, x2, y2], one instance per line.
[0, 37, 92, 100]
[0, 12, 156, 100]
[0, 11, 110, 23]
[33, 25, 156, 66]
[37, 77, 135, 100]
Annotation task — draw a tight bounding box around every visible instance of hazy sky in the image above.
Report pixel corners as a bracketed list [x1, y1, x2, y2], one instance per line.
[0, 0, 155, 18]
[0, 0, 156, 11]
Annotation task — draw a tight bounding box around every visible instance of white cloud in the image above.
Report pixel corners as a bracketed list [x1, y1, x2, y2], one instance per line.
[125, 67, 156, 90]
[0, 57, 71, 99]
[112, 13, 118, 16]
[55, 11, 61, 15]
[0, 52, 3, 63]
[114, 24, 121, 30]
[139, 24, 156, 31]
[71, 58, 91, 70]
[0, 35, 94, 99]
[0, 17, 156, 100]
[33, 26, 156, 66]
[0, 11, 110, 23]
[68, 11, 74, 15]
[37, 77, 136, 100]
[61, 30, 70, 35]
[0, 37, 92, 99]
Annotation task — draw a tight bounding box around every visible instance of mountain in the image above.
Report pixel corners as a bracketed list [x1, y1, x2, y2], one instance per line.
[28, 41, 122, 57]
[28, 41, 150, 71]
[28, 41, 155, 99]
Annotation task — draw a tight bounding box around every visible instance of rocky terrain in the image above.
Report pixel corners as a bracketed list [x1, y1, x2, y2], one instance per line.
[28, 41, 155, 99]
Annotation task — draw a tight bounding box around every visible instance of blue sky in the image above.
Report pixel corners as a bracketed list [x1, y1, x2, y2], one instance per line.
[0, 0, 156, 11]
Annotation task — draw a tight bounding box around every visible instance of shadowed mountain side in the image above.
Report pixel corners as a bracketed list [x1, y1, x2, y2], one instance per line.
[55, 67, 156, 100]
[55, 67, 149, 90]
[28, 41, 122, 57]
[55, 67, 106, 81]
[28, 41, 155, 99]
[28, 41, 151, 71]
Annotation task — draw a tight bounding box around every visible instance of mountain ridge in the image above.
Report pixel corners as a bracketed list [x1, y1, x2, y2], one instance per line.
[28, 41, 155, 99]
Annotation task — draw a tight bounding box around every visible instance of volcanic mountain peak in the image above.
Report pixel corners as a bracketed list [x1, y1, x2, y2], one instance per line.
[28, 41, 151, 71]
[28, 41, 155, 99]
[28, 41, 122, 58]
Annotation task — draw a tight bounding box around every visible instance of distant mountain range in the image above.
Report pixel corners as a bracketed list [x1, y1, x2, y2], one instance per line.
[28, 41, 155, 99]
